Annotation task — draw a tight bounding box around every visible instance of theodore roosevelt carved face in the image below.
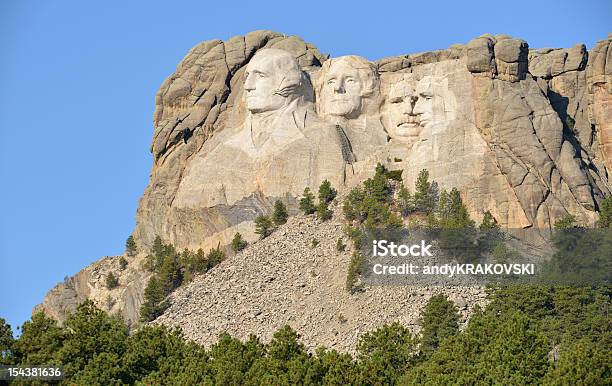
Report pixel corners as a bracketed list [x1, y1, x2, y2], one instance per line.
[317, 56, 378, 119]
[382, 75, 421, 141]
[244, 48, 306, 114]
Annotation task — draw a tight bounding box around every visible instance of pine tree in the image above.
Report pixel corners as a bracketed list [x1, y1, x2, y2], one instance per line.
[375, 162, 386, 176]
[0, 318, 14, 365]
[105, 272, 119, 289]
[397, 183, 414, 217]
[318, 180, 337, 205]
[58, 300, 128, 377]
[272, 200, 288, 225]
[191, 248, 207, 273]
[299, 187, 316, 215]
[125, 235, 137, 257]
[413, 169, 437, 213]
[158, 253, 183, 294]
[478, 211, 503, 253]
[419, 294, 460, 357]
[357, 322, 416, 384]
[597, 195, 612, 228]
[479, 211, 498, 230]
[205, 248, 225, 270]
[231, 232, 248, 252]
[316, 202, 333, 221]
[152, 236, 164, 257]
[554, 214, 577, 229]
[255, 215, 274, 238]
[336, 238, 346, 252]
[140, 277, 169, 322]
[363, 171, 391, 203]
[119, 256, 128, 270]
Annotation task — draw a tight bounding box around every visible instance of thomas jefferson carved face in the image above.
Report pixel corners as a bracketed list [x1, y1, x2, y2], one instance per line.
[382, 77, 421, 141]
[244, 49, 303, 114]
[318, 56, 377, 119]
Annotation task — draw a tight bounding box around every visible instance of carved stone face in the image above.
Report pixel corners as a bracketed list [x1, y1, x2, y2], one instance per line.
[320, 59, 368, 118]
[383, 77, 421, 140]
[244, 50, 295, 114]
[413, 76, 445, 129]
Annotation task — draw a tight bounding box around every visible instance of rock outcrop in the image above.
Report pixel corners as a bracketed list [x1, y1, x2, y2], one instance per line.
[34, 254, 152, 327]
[37, 31, 611, 335]
[134, 31, 611, 255]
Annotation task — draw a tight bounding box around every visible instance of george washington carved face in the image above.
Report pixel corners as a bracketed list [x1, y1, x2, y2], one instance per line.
[244, 49, 305, 114]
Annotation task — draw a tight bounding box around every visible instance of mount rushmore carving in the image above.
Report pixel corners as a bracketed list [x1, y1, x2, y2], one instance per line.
[134, 31, 611, 252]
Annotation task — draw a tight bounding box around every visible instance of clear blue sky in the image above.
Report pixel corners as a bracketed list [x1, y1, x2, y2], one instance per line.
[0, 0, 610, 333]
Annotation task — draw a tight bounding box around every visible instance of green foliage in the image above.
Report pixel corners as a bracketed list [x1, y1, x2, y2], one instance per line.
[140, 276, 170, 322]
[318, 179, 337, 204]
[543, 339, 611, 385]
[364, 165, 392, 203]
[206, 247, 226, 270]
[316, 201, 333, 221]
[436, 188, 475, 228]
[0, 318, 14, 365]
[346, 252, 364, 293]
[105, 272, 119, 290]
[231, 232, 248, 252]
[158, 252, 183, 294]
[419, 294, 460, 357]
[12, 312, 64, 366]
[299, 187, 316, 215]
[554, 214, 577, 229]
[598, 195, 612, 228]
[342, 164, 401, 230]
[189, 248, 208, 274]
[385, 169, 403, 182]
[272, 199, 288, 225]
[434, 188, 478, 262]
[58, 300, 128, 378]
[397, 183, 414, 217]
[478, 210, 504, 253]
[345, 225, 365, 249]
[479, 210, 498, 230]
[5, 284, 609, 384]
[413, 169, 439, 213]
[125, 235, 137, 257]
[311, 238, 319, 248]
[357, 322, 416, 384]
[151, 235, 165, 259]
[404, 311, 551, 385]
[140, 238, 227, 322]
[255, 215, 274, 238]
[336, 237, 346, 252]
[118, 256, 128, 270]
[546, 225, 612, 285]
[491, 242, 521, 263]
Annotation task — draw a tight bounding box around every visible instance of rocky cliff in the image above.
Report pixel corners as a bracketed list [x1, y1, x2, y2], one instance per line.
[37, 31, 611, 331]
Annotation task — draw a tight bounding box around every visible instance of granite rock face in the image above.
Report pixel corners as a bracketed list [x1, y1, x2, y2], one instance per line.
[34, 254, 152, 327]
[38, 31, 611, 329]
[135, 31, 610, 253]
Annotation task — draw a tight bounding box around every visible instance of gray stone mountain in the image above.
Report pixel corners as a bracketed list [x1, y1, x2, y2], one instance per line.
[36, 31, 611, 338]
